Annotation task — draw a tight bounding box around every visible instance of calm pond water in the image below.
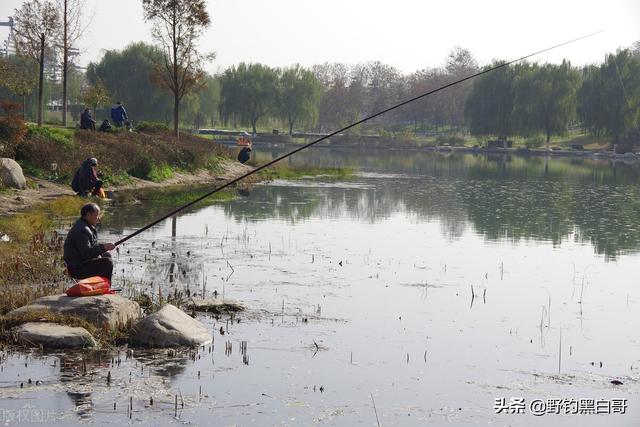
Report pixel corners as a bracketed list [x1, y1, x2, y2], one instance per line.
[1, 148, 640, 426]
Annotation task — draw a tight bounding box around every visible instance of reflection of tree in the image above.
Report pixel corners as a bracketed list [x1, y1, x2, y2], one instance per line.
[105, 149, 640, 259]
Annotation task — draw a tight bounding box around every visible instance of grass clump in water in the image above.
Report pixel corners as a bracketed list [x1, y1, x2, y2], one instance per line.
[257, 165, 353, 180]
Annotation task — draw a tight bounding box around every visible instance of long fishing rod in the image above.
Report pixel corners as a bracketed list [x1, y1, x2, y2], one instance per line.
[114, 31, 602, 247]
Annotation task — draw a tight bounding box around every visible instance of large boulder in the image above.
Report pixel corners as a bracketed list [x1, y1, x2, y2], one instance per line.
[12, 322, 96, 349]
[130, 304, 212, 348]
[9, 294, 140, 329]
[0, 158, 26, 189]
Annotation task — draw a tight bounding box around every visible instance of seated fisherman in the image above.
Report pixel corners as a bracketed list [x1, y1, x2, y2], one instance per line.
[237, 146, 252, 164]
[63, 203, 116, 281]
[80, 108, 96, 130]
[98, 119, 112, 132]
[71, 157, 104, 197]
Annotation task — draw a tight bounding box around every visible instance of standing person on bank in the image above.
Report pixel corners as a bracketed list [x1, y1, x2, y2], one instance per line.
[110, 101, 129, 127]
[63, 203, 116, 281]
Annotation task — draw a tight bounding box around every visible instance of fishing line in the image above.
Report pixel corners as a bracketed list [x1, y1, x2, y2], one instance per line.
[114, 31, 602, 246]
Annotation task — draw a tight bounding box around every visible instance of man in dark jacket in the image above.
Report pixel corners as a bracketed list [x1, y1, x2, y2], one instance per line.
[110, 102, 128, 127]
[80, 108, 96, 130]
[63, 203, 116, 281]
[237, 146, 252, 164]
[71, 158, 103, 196]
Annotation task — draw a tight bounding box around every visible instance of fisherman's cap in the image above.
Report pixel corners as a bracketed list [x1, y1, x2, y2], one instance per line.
[89, 158, 98, 166]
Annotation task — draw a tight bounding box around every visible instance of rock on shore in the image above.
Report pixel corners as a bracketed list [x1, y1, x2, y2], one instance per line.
[12, 322, 96, 349]
[0, 158, 26, 189]
[129, 304, 212, 348]
[9, 294, 140, 329]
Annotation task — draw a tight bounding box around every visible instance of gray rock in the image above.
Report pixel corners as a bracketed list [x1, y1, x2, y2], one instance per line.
[0, 158, 26, 189]
[13, 322, 96, 349]
[130, 304, 212, 348]
[9, 294, 140, 329]
[185, 297, 245, 314]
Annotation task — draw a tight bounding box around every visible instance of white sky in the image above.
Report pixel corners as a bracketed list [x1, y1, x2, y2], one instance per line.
[1, 0, 639, 74]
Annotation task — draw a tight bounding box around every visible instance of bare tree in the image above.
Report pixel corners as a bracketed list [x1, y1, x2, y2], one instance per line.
[57, 0, 90, 127]
[142, 0, 212, 138]
[13, 0, 60, 126]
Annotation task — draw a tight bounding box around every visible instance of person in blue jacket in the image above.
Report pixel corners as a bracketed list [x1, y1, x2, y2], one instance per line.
[110, 101, 128, 127]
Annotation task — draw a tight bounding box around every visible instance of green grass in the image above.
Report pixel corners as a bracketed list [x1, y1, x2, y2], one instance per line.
[147, 163, 175, 182]
[27, 124, 75, 148]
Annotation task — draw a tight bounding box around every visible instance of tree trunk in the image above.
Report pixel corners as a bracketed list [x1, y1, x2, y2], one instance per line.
[173, 95, 179, 137]
[251, 118, 257, 135]
[22, 94, 26, 121]
[37, 36, 45, 127]
[288, 119, 293, 136]
[546, 128, 551, 150]
[62, 0, 68, 127]
[172, 6, 179, 138]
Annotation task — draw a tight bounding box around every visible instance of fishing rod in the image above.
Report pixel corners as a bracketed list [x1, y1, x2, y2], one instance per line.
[114, 31, 602, 247]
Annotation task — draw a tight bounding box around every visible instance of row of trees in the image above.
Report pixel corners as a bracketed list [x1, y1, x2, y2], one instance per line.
[1, 0, 638, 143]
[465, 47, 640, 146]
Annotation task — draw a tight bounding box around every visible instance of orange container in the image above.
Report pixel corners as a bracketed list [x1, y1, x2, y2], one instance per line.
[66, 276, 113, 297]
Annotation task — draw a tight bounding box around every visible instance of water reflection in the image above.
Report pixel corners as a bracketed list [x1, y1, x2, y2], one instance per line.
[104, 149, 640, 259]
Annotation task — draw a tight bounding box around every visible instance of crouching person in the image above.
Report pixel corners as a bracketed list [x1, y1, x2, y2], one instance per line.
[63, 203, 116, 281]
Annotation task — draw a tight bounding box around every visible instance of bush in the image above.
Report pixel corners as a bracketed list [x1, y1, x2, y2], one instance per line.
[136, 121, 169, 133]
[0, 101, 28, 158]
[27, 125, 75, 148]
[128, 151, 154, 179]
[147, 163, 174, 182]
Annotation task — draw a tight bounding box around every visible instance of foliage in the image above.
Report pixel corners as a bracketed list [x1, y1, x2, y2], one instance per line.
[86, 42, 173, 124]
[136, 121, 170, 133]
[81, 78, 110, 113]
[278, 65, 323, 135]
[465, 61, 516, 138]
[577, 49, 640, 143]
[220, 63, 279, 134]
[0, 101, 28, 158]
[142, 0, 213, 137]
[26, 124, 75, 148]
[512, 61, 579, 144]
[12, 0, 60, 126]
[0, 56, 37, 120]
[196, 75, 220, 128]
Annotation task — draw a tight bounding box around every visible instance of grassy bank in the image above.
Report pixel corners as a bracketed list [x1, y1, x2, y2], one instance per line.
[15, 125, 234, 186]
[0, 196, 86, 314]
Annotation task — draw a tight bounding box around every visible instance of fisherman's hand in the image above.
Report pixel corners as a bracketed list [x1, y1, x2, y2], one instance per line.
[103, 243, 116, 251]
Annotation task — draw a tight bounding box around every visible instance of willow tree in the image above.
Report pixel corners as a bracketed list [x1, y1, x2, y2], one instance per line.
[278, 65, 322, 135]
[13, 0, 60, 126]
[142, 0, 212, 138]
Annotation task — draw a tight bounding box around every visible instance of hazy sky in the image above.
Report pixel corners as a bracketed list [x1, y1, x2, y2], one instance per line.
[1, 0, 639, 74]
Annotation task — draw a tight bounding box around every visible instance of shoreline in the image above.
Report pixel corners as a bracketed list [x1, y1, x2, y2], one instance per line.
[0, 161, 254, 216]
